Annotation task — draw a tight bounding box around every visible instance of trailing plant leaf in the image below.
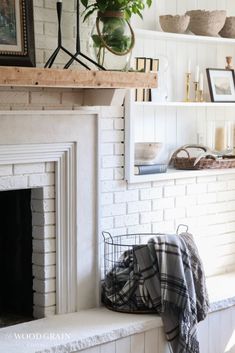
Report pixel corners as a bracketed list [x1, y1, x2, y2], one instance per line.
[81, 0, 152, 20]
[83, 7, 97, 22]
[80, 0, 89, 8]
[92, 34, 103, 47]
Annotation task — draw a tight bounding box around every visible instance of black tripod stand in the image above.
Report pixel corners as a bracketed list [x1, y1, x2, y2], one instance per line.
[64, 0, 105, 70]
[44, 1, 105, 70]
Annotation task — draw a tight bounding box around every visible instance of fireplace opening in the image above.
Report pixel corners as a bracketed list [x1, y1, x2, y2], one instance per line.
[0, 189, 33, 328]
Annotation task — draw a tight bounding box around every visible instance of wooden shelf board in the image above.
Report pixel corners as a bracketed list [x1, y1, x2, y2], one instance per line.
[128, 167, 235, 183]
[134, 102, 235, 107]
[135, 28, 235, 45]
[0, 66, 157, 89]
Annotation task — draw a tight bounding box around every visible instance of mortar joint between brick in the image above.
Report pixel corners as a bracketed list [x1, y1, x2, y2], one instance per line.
[29, 90, 32, 104]
[26, 175, 30, 188]
[162, 187, 166, 198]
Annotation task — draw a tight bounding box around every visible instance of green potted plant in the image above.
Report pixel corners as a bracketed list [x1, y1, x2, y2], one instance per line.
[81, 0, 152, 70]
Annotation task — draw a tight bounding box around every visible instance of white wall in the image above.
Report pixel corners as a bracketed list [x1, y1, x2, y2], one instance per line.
[33, 0, 95, 67]
[31, 0, 235, 278]
[99, 115, 235, 277]
[132, 0, 235, 31]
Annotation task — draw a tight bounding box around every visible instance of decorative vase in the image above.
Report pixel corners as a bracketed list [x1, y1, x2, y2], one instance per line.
[90, 11, 135, 71]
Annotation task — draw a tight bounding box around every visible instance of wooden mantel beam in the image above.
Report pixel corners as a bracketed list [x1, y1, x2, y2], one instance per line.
[0, 66, 157, 89]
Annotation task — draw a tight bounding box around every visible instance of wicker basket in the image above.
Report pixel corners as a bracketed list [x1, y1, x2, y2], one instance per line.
[170, 145, 235, 170]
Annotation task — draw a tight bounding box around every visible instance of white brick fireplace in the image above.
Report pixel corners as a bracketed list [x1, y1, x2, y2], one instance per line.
[0, 109, 98, 324]
[0, 143, 77, 321]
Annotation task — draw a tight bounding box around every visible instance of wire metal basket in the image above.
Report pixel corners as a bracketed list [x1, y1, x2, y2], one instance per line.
[102, 226, 188, 313]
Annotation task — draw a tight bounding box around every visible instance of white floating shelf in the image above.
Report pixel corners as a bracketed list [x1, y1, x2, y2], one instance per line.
[134, 101, 235, 107]
[128, 167, 235, 183]
[135, 29, 235, 45]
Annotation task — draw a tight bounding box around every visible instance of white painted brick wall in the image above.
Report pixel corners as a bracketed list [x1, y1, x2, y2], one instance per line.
[140, 210, 163, 224]
[0, 165, 13, 176]
[128, 200, 151, 214]
[30, 164, 56, 318]
[102, 203, 126, 217]
[99, 112, 235, 277]
[0, 175, 28, 190]
[140, 187, 162, 200]
[115, 214, 139, 228]
[33, 264, 56, 279]
[14, 163, 45, 174]
[115, 190, 138, 203]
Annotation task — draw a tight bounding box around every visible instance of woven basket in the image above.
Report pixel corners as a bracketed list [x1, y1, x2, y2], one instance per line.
[170, 145, 235, 170]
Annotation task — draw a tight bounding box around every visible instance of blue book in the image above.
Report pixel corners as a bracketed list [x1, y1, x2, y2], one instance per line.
[134, 164, 167, 175]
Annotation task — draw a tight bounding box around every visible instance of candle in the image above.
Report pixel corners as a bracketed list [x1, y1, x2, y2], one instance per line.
[226, 121, 233, 150]
[195, 65, 199, 82]
[199, 73, 203, 90]
[187, 59, 191, 74]
[215, 126, 226, 151]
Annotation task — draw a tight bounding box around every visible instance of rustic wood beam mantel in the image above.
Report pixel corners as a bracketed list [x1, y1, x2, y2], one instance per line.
[0, 66, 157, 89]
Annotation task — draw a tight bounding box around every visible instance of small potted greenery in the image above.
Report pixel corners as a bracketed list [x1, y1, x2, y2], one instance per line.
[81, 0, 152, 70]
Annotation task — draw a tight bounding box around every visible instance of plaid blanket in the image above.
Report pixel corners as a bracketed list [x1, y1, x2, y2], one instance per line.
[179, 232, 209, 322]
[102, 233, 208, 353]
[134, 235, 199, 353]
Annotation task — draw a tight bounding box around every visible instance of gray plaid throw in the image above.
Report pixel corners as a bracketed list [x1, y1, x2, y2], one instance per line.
[134, 235, 199, 353]
[103, 233, 208, 353]
[179, 232, 209, 322]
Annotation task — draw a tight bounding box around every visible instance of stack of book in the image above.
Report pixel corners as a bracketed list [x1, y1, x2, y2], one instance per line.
[135, 57, 159, 102]
[134, 163, 167, 175]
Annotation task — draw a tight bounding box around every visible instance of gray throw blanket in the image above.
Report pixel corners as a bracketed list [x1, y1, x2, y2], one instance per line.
[102, 233, 208, 353]
[179, 232, 209, 322]
[134, 235, 199, 353]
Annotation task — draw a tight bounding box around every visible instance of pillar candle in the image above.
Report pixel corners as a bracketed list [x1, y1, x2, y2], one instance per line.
[187, 59, 191, 74]
[226, 121, 233, 150]
[195, 65, 199, 82]
[215, 126, 226, 151]
[199, 73, 203, 90]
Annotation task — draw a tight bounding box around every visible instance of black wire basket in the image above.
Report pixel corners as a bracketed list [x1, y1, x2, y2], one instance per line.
[102, 231, 161, 313]
[101, 226, 189, 313]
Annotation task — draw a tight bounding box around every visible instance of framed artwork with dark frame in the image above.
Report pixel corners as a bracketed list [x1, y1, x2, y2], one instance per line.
[206, 68, 235, 103]
[0, 0, 35, 67]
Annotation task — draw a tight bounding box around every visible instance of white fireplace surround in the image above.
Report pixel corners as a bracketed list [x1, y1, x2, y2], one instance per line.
[0, 110, 98, 314]
[0, 142, 77, 314]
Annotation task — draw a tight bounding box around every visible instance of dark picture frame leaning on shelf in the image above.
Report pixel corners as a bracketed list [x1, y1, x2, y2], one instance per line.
[0, 0, 35, 67]
[206, 68, 235, 103]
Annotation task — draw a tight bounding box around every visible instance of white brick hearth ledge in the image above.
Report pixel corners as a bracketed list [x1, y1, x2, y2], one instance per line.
[1, 272, 235, 353]
[0, 308, 162, 353]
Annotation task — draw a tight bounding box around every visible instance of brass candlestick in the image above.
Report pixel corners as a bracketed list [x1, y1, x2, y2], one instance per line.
[194, 81, 199, 102]
[185, 72, 191, 102]
[198, 89, 204, 102]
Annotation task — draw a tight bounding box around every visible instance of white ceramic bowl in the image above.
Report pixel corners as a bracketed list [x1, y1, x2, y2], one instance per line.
[159, 14, 190, 34]
[134, 142, 163, 164]
[185, 10, 226, 36]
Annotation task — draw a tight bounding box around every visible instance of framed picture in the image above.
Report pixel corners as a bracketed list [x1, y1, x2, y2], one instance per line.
[206, 68, 235, 102]
[0, 0, 35, 67]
